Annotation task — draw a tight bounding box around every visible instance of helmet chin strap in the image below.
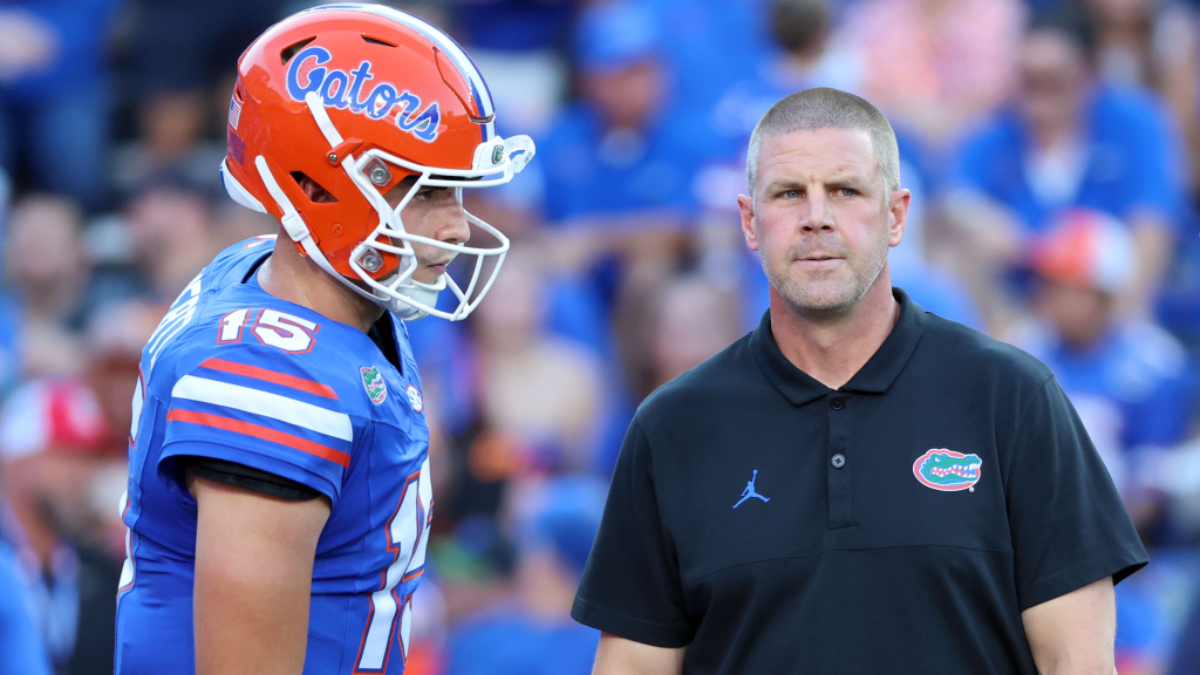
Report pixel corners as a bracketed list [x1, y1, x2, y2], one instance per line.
[390, 274, 447, 321]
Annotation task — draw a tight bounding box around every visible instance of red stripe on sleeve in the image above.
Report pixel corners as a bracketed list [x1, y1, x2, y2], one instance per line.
[167, 409, 351, 468]
[199, 358, 338, 399]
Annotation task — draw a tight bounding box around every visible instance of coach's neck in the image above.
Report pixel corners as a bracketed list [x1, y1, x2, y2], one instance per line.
[769, 266, 899, 390]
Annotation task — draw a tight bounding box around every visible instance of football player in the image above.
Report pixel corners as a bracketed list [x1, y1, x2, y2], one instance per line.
[113, 5, 534, 674]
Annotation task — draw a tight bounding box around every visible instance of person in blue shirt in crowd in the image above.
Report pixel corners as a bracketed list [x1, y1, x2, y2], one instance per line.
[536, 0, 708, 225]
[944, 10, 1186, 325]
[1011, 208, 1197, 541]
[698, 0, 863, 163]
[0, 537, 51, 675]
[445, 0, 579, 134]
[444, 475, 605, 675]
[640, 0, 775, 122]
[0, 0, 122, 211]
[530, 0, 712, 360]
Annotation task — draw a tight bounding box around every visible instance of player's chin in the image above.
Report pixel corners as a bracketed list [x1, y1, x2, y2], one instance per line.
[411, 265, 445, 285]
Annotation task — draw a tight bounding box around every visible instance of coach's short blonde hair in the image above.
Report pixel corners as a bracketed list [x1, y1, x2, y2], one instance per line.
[746, 87, 901, 196]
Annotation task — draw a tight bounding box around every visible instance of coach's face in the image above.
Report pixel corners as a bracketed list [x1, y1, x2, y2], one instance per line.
[738, 128, 908, 315]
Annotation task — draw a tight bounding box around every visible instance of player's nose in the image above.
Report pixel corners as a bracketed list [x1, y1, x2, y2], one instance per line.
[433, 200, 470, 246]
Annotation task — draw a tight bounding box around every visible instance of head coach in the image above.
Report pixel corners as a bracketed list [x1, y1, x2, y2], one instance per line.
[570, 87, 1148, 675]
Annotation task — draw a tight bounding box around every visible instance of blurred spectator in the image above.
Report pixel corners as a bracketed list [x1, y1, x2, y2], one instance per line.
[1170, 580, 1200, 674]
[472, 249, 606, 473]
[0, 538, 52, 675]
[640, 0, 775, 120]
[449, 0, 578, 134]
[444, 474, 604, 675]
[534, 0, 706, 374]
[1009, 209, 1197, 540]
[537, 0, 701, 226]
[115, 0, 289, 202]
[0, 297, 156, 675]
[431, 249, 611, 529]
[0, 381, 123, 673]
[404, 576, 450, 675]
[213, 201, 278, 249]
[0, 166, 9, 242]
[1084, 0, 1200, 198]
[699, 0, 863, 175]
[0, 170, 11, 386]
[79, 299, 160, 559]
[127, 0, 284, 96]
[3, 195, 93, 380]
[110, 91, 225, 203]
[4, 196, 89, 326]
[839, 0, 1026, 147]
[944, 11, 1185, 328]
[125, 186, 219, 301]
[1138, 435, 1200, 543]
[645, 274, 742, 394]
[0, 0, 121, 211]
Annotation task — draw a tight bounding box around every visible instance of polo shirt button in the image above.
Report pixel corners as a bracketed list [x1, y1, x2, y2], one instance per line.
[831, 453, 846, 469]
[830, 397, 844, 410]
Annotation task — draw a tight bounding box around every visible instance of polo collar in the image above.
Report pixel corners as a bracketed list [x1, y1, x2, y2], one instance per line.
[751, 287, 926, 406]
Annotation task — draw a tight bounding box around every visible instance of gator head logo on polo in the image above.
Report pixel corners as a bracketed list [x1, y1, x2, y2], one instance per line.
[913, 449, 982, 492]
[360, 366, 387, 404]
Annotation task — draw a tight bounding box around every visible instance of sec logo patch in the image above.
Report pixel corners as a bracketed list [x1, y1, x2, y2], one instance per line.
[405, 384, 423, 413]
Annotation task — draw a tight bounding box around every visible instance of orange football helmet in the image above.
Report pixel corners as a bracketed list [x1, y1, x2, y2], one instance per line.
[219, 4, 534, 321]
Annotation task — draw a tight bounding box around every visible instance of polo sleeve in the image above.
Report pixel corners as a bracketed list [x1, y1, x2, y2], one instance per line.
[571, 418, 693, 647]
[1004, 375, 1148, 611]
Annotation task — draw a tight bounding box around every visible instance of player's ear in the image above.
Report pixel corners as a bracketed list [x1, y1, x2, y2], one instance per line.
[738, 194, 759, 252]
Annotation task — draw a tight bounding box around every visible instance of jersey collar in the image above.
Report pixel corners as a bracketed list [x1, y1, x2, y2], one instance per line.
[751, 287, 927, 406]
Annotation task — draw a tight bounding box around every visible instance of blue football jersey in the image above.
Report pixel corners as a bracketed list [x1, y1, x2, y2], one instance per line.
[115, 237, 433, 674]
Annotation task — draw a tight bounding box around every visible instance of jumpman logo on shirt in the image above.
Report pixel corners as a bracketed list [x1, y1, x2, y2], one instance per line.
[733, 470, 771, 509]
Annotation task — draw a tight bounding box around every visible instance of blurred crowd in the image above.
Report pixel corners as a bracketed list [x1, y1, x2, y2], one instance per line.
[2, 0, 1200, 672]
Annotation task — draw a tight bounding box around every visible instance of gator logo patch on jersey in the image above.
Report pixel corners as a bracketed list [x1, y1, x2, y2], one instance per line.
[360, 366, 387, 404]
[913, 449, 982, 492]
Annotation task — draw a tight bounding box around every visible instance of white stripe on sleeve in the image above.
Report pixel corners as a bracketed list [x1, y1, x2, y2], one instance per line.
[171, 375, 353, 441]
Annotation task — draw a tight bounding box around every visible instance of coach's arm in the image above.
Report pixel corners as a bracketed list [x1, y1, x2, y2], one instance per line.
[1021, 576, 1119, 675]
[591, 632, 686, 675]
[190, 474, 331, 675]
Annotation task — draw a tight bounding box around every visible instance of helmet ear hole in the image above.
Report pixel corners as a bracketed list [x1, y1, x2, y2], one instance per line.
[290, 171, 338, 203]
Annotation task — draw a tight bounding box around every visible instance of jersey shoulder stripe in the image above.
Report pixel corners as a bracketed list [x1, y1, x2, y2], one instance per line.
[198, 357, 338, 400]
[170, 375, 352, 442]
[165, 409, 351, 468]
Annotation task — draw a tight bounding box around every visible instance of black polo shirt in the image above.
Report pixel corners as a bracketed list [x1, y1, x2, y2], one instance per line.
[572, 289, 1147, 675]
